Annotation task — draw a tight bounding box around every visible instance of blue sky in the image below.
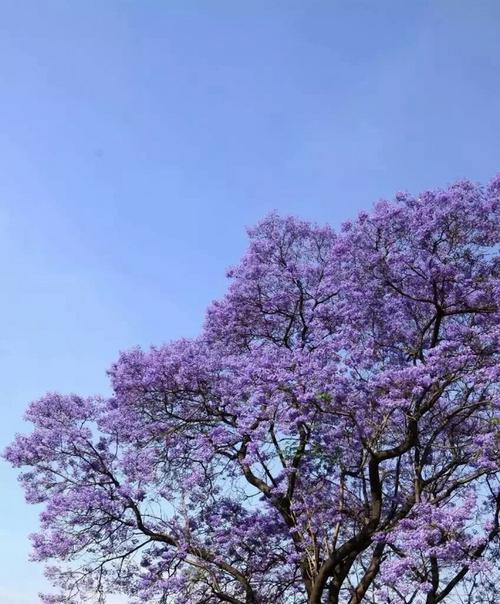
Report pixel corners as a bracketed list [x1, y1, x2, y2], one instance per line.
[1, 1, 499, 602]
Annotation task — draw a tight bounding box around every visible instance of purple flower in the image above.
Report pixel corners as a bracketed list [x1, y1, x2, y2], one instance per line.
[4, 176, 500, 604]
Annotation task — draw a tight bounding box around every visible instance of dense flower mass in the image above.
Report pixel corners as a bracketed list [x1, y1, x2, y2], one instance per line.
[4, 177, 500, 604]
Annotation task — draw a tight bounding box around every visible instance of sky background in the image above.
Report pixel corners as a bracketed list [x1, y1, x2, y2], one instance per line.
[1, 1, 500, 602]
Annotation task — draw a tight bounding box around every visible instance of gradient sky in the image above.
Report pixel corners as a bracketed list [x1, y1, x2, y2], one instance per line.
[1, 2, 500, 602]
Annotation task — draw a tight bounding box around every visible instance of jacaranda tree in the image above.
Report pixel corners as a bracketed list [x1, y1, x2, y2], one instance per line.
[5, 177, 500, 604]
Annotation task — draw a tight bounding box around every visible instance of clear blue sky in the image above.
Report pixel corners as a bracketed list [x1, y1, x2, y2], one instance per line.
[1, 2, 499, 602]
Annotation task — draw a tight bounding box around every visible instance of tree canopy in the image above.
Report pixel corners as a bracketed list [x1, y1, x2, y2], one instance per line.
[5, 177, 500, 604]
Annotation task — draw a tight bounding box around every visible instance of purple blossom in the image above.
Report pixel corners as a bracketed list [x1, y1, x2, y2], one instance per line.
[4, 176, 500, 604]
